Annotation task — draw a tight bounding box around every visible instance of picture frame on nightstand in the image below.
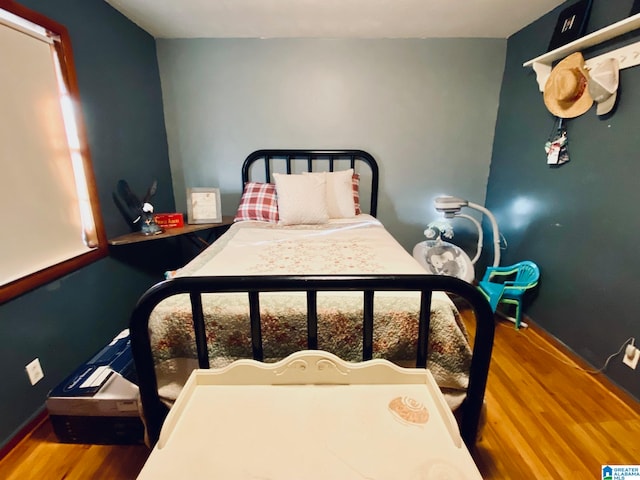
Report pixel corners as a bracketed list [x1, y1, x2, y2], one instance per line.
[187, 187, 222, 224]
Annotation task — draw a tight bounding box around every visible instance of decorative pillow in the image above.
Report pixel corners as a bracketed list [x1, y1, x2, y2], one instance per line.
[303, 169, 356, 218]
[273, 173, 329, 225]
[234, 182, 279, 223]
[352, 173, 361, 215]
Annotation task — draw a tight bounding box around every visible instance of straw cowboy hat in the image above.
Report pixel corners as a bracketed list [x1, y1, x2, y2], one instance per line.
[543, 52, 593, 118]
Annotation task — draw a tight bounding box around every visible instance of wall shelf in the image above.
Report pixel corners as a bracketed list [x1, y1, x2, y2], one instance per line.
[108, 216, 233, 246]
[523, 13, 640, 91]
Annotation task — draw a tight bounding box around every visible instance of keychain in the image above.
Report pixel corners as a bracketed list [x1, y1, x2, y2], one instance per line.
[545, 117, 569, 166]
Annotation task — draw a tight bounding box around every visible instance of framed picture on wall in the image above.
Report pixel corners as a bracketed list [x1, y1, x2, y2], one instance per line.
[547, 0, 593, 51]
[187, 188, 222, 224]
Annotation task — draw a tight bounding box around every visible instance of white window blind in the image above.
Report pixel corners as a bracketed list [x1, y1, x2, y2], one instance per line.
[0, 18, 95, 287]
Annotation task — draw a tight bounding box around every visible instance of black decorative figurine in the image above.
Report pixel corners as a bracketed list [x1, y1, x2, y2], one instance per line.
[113, 179, 163, 235]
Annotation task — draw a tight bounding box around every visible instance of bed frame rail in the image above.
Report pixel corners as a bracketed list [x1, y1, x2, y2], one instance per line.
[129, 274, 494, 449]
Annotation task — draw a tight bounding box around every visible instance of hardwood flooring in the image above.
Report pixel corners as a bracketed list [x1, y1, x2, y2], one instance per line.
[470, 316, 640, 479]
[1, 312, 639, 479]
[0, 419, 149, 480]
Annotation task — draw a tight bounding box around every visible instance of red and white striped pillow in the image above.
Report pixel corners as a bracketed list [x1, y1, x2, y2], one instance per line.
[233, 182, 279, 223]
[352, 173, 361, 215]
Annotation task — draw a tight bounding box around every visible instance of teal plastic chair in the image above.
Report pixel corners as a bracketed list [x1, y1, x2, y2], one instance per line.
[478, 261, 540, 329]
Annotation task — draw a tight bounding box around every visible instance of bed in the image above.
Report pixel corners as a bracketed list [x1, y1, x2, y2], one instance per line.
[129, 149, 495, 450]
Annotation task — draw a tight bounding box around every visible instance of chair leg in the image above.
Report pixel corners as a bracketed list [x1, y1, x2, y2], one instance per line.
[495, 300, 528, 329]
[478, 288, 498, 312]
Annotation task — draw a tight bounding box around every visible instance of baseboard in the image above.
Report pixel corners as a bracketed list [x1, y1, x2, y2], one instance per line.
[523, 315, 640, 415]
[0, 408, 48, 461]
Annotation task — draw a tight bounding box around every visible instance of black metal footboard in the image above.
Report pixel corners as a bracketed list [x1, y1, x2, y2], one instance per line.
[129, 274, 494, 449]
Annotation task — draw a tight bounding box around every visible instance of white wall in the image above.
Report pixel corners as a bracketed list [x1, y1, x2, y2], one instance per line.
[156, 38, 506, 250]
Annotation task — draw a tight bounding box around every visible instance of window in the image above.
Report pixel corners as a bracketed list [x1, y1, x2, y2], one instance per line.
[0, 2, 107, 303]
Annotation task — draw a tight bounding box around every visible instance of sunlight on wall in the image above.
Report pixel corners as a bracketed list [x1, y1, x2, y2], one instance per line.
[56, 61, 98, 248]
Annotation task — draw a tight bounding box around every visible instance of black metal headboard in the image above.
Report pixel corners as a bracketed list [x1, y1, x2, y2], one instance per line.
[241, 149, 379, 217]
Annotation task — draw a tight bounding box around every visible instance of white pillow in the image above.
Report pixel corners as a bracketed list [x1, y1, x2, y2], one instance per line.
[273, 173, 329, 225]
[303, 169, 356, 218]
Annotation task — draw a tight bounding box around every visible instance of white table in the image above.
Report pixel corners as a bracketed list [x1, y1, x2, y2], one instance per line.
[137, 350, 482, 479]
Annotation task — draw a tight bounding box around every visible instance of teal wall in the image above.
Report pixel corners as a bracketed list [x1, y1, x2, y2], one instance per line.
[488, 0, 640, 400]
[156, 38, 507, 251]
[0, 0, 175, 449]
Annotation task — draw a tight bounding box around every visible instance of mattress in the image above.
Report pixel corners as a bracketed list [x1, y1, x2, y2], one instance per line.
[149, 216, 472, 408]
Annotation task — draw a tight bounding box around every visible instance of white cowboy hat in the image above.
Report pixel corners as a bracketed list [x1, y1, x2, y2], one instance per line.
[588, 57, 619, 116]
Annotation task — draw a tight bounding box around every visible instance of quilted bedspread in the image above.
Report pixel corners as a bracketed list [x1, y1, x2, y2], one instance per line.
[150, 217, 473, 407]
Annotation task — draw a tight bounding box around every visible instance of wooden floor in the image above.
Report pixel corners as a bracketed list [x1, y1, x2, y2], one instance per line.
[1, 313, 639, 479]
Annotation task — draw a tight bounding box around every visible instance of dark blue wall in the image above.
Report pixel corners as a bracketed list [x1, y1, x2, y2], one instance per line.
[0, 0, 175, 448]
[487, 0, 640, 400]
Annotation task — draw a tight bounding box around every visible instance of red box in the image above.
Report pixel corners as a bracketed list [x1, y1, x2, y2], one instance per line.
[153, 213, 184, 229]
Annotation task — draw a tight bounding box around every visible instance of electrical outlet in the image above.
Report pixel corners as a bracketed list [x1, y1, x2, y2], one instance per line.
[25, 358, 44, 385]
[623, 344, 640, 370]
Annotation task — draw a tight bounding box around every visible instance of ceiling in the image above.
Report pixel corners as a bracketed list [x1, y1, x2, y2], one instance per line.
[105, 0, 565, 39]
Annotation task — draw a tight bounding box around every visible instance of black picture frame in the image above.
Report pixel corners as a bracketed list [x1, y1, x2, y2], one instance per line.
[631, 0, 640, 16]
[547, 0, 593, 51]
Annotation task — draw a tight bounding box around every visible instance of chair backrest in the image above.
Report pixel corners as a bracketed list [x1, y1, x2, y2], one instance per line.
[513, 261, 540, 288]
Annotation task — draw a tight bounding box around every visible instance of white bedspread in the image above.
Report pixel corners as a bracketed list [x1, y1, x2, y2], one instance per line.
[175, 215, 451, 304]
[188, 216, 429, 276]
